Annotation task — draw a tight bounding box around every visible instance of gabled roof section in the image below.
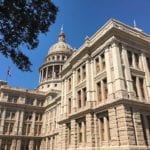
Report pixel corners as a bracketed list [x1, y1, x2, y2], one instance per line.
[85, 18, 150, 48]
[62, 19, 150, 73]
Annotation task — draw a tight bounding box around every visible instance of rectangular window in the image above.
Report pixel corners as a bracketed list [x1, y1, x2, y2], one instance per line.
[103, 78, 108, 100]
[39, 125, 42, 135]
[132, 76, 138, 97]
[76, 119, 86, 144]
[101, 53, 105, 70]
[139, 78, 145, 99]
[8, 95, 18, 103]
[146, 57, 150, 71]
[82, 88, 87, 106]
[134, 53, 139, 69]
[66, 123, 71, 145]
[48, 66, 52, 79]
[3, 122, 9, 134]
[34, 125, 38, 135]
[77, 68, 81, 83]
[140, 114, 148, 145]
[68, 98, 71, 114]
[98, 112, 110, 142]
[100, 118, 104, 141]
[77, 90, 81, 108]
[68, 78, 72, 91]
[78, 122, 82, 143]
[27, 124, 31, 135]
[9, 123, 14, 134]
[55, 65, 60, 78]
[95, 57, 100, 73]
[82, 65, 86, 80]
[97, 82, 102, 102]
[127, 51, 132, 66]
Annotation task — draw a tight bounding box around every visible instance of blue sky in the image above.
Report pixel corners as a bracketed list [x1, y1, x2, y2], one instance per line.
[0, 0, 150, 89]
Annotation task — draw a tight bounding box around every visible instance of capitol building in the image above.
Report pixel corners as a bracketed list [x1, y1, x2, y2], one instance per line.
[0, 19, 150, 150]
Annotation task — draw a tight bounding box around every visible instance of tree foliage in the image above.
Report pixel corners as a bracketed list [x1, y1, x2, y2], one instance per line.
[0, 0, 58, 71]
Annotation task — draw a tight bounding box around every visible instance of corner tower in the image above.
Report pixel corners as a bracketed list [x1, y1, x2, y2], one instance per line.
[38, 28, 73, 91]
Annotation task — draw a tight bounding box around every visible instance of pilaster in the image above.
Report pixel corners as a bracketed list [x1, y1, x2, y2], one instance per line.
[111, 42, 126, 98]
[116, 105, 129, 145]
[108, 108, 120, 146]
[31, 111, 36, 136]
[86, 113, 95, 148]
[133, 110, 146, 145]
[122, 45, 135, 99]
[29, 140, 34, 150]
[141, 54, 150, 100]
[16, 139, 21, 150]
[18, 110, 24, 135]
[105, 47, 114, 99]
[71, 119, 77, 149]
[0, 108, 6, 134]
[11, 139, 16, 150]
[72, 70, 77, 113]
[13, 110, 20, 135]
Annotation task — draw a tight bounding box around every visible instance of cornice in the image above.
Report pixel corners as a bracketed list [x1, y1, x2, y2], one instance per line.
[59, 98, 150, 124]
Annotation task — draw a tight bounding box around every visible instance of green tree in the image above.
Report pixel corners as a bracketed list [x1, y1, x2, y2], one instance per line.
[0, 0, 58, 71]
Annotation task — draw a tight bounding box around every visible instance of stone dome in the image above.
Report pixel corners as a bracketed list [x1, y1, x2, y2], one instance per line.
[48, 29, 73, 55]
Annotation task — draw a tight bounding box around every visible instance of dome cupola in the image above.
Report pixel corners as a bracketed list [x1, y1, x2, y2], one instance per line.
[38, 27, 73, 92]
[48, 26, 72, 55]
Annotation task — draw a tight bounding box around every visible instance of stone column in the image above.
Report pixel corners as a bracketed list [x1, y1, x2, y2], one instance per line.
[132, 53, 136, 68]
[63, 79, 67, 118]
[101, 80, 105, 101]
[72, 70, 76, 113]
[52, 65, 54, 79]
[111, 42, 125, 98]
[86, 113, 94, 147]
[61, 81, 64, 117]
[0, 108, 6, 134]
[122, 45, 135, 98]
[29, 140, 34, 150]
[59, 65, 61, 78]
[82, 121, 85, 144]
[16, 139, 21, 150]
[136, 77, 142, 100]
[31, 112, 36, 136]
[42, 113, 46, 135]
[86, 60, 91, 107]
[61, 124, 66, 150]
[18, 110, 24, 135]
[11, 139, 16, 150]
[105, 47, 114, 99]
[71, 120, 77, 149]
[133, 111, 145, 145]
[90, 59, 96, 105]
[13, 110, 20, 135]
[143, 115, 150, 146]
[104, 116, 109, 145]
[108, 108, 120, 146]
[45, 138, 49, 150]
[141, 54, 150, 100]
[116, 105, 129, 145]
[46, 67, 48, 80]
[41, 69, 43, 82]
[99, 55, 102, 71]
